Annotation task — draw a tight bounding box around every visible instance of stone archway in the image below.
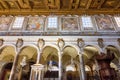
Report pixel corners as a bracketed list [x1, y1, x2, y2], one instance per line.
[14, 46, 38, 80]
[62, 45, 80, 80]
[0, 46, 15, 80]
[83, 45, 100, 80]
[0, 62, 13, 80]
[40, 46, 59, 80]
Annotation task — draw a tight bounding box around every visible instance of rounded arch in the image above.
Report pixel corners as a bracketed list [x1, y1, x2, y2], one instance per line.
[62, 45, 79, 57]
[43, 44, 60, 53]
[41, 45, 59, 65]
[20, 44, 39, 54]
[0, 62, 13, 80]
[0, 45, 16, 62]
[18, 45, 38, 60]
[83, 45, 100, 60]
[0, 44, 16, 49]
[84, 44, 101, 53]
[104, 45, 120, 59]
[63, 44, 80, 54]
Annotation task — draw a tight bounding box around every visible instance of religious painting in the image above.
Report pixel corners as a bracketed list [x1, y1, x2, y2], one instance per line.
[0, 16, 13, 31]
[61, 17, 79, 31]
[80, 16, 95, 31]
[26, 16, 45, 31]
[95, 15, 115, 31]
[46, 16, 58, 31]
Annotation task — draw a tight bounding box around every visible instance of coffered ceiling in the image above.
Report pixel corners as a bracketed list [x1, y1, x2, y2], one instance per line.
[0, 0, 120, 15]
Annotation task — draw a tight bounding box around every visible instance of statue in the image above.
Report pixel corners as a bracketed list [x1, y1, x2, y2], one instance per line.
[96, 49, 117, 80]
[20, 56, 27, 67]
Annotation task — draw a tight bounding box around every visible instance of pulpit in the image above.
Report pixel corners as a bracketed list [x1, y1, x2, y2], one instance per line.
[96, 50, 117, 80]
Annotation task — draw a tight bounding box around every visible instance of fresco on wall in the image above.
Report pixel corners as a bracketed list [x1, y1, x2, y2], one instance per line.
[61, 17, 79, 31]
[95, 15, 114, 31]
[26, 17, 44, 31]
[0, 16, 13, 31]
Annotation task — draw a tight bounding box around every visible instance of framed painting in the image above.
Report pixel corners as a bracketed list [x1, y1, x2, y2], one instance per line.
[95, 15, 115, 31]
[61, 17, 79, 32]
[26, 16, 45, 31]
[0, 16, 13, 31]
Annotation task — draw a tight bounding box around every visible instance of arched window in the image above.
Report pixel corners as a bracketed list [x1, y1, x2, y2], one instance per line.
[46, 16, 58, 31]
[114, 16, 120, 28]
[12, 16, 25, 29]
[81, 16, 95, 31]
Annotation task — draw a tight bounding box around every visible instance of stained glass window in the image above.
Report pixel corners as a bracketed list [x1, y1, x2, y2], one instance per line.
[114, 16, 120, 27]
[12, 17, 25, 29]
[47, 17, 58, 29]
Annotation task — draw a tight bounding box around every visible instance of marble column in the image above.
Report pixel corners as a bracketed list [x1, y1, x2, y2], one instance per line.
[36, 50, 42, 64]
[58, 51, 62, 80]
[79, 53, 86, 80]
[9, 49, 20, 80]
[29, 64, 44, 80]
[29, 47, 44, 80]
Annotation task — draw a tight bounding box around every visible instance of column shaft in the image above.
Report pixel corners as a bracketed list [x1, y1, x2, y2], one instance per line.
[79, 53, 86, 80]
[9, 54, 19, 80]
[59, 52, 62, 80]
[36, 50, 42, 64]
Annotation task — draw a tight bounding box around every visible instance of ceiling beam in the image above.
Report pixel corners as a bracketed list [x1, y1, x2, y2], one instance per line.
[86, 0, 92, 9]
[44, 0, 49, 9]
[0, 3, 4, 10]
[0, 0, 9, 9]
[69, 0, 80, 9]
[14, 1, 21, 10]
[69, 0, 73, 9]
[97, 0, 105, 9]
[44, 0, 60, 9]
[17, 0, 31, 9]
[115, 2, 120, 9]
[56, 0, 60, 10]
[0, 9, 119, 15]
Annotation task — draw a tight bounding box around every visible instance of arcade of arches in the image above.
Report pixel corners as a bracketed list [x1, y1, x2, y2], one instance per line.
[0, 0, 120, 80]
[0, 36, 120, 80]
